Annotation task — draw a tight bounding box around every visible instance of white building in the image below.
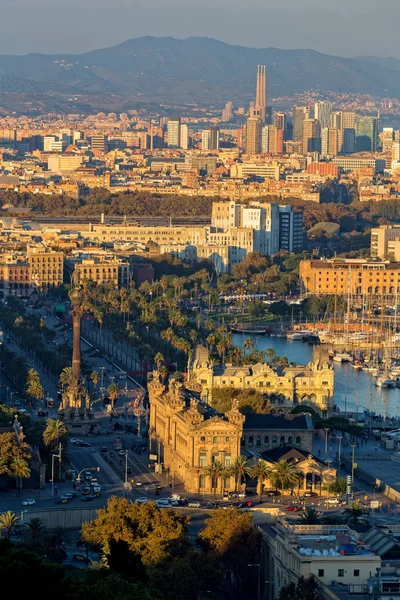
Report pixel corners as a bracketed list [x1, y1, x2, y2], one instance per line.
[167, 119, 181, 148]
[180, 124, 189, 150]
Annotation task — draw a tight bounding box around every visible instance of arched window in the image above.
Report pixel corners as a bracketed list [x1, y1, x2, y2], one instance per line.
[296, 436, 301, 447]
[272, 436, 277, 447]
[241, 436, 246, 446]
[212, 436, 219, 443]
[288, 436, 293, 446]
[199, 474, 206, 488]
[256, 436, 261, 448]
[368, 286, 372, 293]
[264, 436, 269, 447]
[248, 436, 254, 448]
[375, 286, 380, 294]
[280, 435, 285, 446]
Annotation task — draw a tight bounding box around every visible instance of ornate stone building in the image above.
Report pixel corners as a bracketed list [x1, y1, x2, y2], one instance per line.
[190, 347, 334, 417]
[242, 414, 314, 454]
[148, 373, 245, 494]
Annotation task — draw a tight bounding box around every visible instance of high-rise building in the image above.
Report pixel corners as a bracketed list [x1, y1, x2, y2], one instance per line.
[355, 116, 378, 152]
[245, 117, 262, 154]
[314, 101, 332, 130]
[340, 111, 356, 130]
[330, 112, 342, 129]
[202, 126, 219, 150]
[273, 112, 286, 131]
[180, 124, 189, 150]
[91, 133, 108, 152]
[261, 125, 283, 154]
[381, 128, 394, 154]
[302, 119, 321, 154]
[167, 119, 181, 148]
[222, 101, 233, 122]
[293, 106, 309, 142]
[279, 206, 304, 253]
[255, 65, 267, 123]
[340, 128, 356, 154]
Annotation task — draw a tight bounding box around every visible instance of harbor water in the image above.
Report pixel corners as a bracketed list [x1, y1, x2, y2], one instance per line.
[232, 333, 400, 419]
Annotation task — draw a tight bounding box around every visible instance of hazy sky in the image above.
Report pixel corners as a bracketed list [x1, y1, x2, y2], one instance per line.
[0, 0, 398, 57]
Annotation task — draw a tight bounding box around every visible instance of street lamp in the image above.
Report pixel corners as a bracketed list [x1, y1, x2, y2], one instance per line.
[50, 442, 62, 496]
[337, 436, 343, 477]
[324, 428, 329, 455]
[248, 564, 261, 600]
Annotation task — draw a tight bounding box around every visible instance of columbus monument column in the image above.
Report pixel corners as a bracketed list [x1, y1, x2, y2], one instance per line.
[59, 278, 90, 420]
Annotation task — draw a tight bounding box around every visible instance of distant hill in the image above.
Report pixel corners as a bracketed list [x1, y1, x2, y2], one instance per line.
[0, 37, 399, 113]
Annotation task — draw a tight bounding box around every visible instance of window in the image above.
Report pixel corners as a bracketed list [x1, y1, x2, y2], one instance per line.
[264, 436, 269, 447]
[338, 569, 344, 578]
[224, 454, 231, 467]
[256, 436, 261, 448]
[296, 436, 301, 447]
[280, 436, 285, 446]
[318, 569, 324, 577]
[225, 436, 231, 442]
[354, 570, 360, 577]
[199, 452, 207, 467]
[272, 436, 277, 447]
[199, 474, 206, 488]
[212, 453, 219, 464]
[248, 436, 254, 448]
[200, 436, 206, 442]
[212, 436, 219, 443]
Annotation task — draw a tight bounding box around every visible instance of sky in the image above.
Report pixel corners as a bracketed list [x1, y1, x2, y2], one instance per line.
[0, 0, 398, 57]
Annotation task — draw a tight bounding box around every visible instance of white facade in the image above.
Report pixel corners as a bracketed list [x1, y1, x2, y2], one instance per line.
[180, 124, 189, 150]
[167, 119, 181, 148]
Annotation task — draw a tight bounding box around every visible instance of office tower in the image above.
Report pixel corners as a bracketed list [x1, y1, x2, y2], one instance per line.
[167, 119, 181, 148]
[293, 106, 308, 142]
[279, 206, 304, 252]
[314, 101, 332, 130]
[392, 142, 400, 162]
[255, 65, 267, 123]
[330, 112, 342, 129]
[355, 116, 378, 152]
[246, 117, 262, 154]
[202, 130, 210, 151]
[261, 125, 283, 154]
[202, 127, 219, 151]
[381, 128, 394, 154]
[91, 133, 108, 152]
[222, 101, 233, 121]
[340, 128, 356, 154]
[302, 119, 321, 154]
[273, 112, 286, 130]
[340, 111, 356, 130]
[322, 128, 341, 157]
[321, 128, 329, 156]
[180, 124, 189, 150]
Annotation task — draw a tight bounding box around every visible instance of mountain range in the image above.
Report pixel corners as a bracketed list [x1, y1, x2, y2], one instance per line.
[0, 37, 400, 114]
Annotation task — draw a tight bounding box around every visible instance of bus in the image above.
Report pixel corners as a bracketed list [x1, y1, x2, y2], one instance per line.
[113, 437, 123, 450]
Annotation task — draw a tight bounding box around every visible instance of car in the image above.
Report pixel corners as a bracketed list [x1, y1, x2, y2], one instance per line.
[72, 553, 87, 562]
[55, 496, 69, 504]
[285, 505, 300, 512]
[304, 491, 318, 497]
[154, 484, 162, 490]
[135, 497, 148, 504]
[178, 498, 188, 506]
[267, 490, 281, 496]
[136, 481, 143, 487]
[325, 498, 340, 505]
[85, 474, 92, 481]
[13, 400, 21, 406]
[80, 486, 91, 495]
[156, 499, 170, 508]
[81, 496, 96, 502]
[21, 499, 36, 506]
[222, 494, 230, 500]
[228, 491, 238, 498]
[101, 447, 107, 453]
[188, 501, 201, 508]
[237, 492, 246, 499]
[118, 449, 125, 456]
[206, 501, 218, 509]
[168, 499, 179, 506]
[89, 478, 98, 485]
[239, 500, 253, 507]
[70, 438, 80, 444]
[65, 492, 76, 499]
[76, 441, 91, 447]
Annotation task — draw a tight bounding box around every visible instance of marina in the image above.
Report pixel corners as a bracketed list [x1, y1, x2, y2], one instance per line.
[232, 332, 400, 419]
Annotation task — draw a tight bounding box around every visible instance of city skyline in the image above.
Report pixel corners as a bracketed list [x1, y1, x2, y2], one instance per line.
[0, 0, 398, 57]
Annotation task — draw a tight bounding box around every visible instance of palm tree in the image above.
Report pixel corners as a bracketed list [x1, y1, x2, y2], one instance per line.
[231, 455, 250, 493]
[43, 419, 68, 448]
[292, 471, 305, 498]
[26, 370, 44, 402]
[203, 460, 226, 498]
[24, 517, 45, 541]
[159, 366, 169, 387]
[0, 511, 19, 539]
[249, 460, 271, 502]
[270, 459, 298, 499]
[90, 371, 99, 391]
[107, 383, 119, 407]
[243, 337, 255, 355]
[300, 508, 320, 525]
[26, 368, 40, 386]
[10, 457, 31, 492]
[343, 500, 368, 525]
[154, 353, 164, 372]
[59, 367, 73, 389]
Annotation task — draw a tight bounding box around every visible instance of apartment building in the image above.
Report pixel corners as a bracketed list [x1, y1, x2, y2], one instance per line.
[371, 225, 400, 260]
[26, 245, 64, 289]
[333, 157, 386, 174]
[262, 520, 381, 600]
[47, 155, 83, 172]
[69, 256, 129, 287]
[0, 254, 32, 298]
[300, 258, 400, 296]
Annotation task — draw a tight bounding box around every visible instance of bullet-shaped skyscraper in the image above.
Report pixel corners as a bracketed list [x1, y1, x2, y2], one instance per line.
[255, 65, 267, 123]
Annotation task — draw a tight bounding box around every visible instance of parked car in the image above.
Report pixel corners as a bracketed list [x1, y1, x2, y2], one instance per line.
[304, 491, 318, 497]
[285, 505, 300, 512]
[156, 499, 170, 508]
[119, 449, 125, 456]
[239, 500, 253, 508]
[188, 501, 201, 508]
[206, 501, 218, 509]
[267, 490, 281, 496]
[101, 447, 107, 453]
[65, 492, 77, 499]
[80, 486, 91, 495]
[135, 497, 148, 504]
[55, 496, 69, 505]
[325, 498, 340, 505]
[21, 499, 36, 506]
[76, 441, 91, 447]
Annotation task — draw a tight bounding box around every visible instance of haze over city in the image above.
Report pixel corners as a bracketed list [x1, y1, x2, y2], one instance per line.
[0, 0, 399, 57]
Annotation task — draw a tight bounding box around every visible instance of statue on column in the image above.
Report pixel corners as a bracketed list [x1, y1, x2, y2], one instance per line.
[59, 274, 91, 419]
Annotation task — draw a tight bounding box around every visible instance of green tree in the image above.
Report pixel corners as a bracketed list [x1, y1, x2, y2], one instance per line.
[202, 460, 227, 497]
[90, 371, 100, 389]
[0, 511, 19, 539]
[300, 508, 320, 525]
[23, 517, 45, 541]
[153, 353, 164, 371]
[343, 500, 368, 525]
[231, 455, 250, 493]
[243, 337, 255, 354]
[327, 476, 347, 497]
[270, 459, 298, 499]
[43, 419, 68, 448]
[59, 366, 73, 389]
[107, 383, 119, 407]
[248, 460, 271, 502]
[26, 369, 44, 402]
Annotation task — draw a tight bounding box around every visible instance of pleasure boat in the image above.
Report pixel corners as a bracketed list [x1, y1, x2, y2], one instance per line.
[333, 352, 353, 363]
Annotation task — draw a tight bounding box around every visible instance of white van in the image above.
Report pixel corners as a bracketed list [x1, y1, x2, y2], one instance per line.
[156, 498, 169, 508]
